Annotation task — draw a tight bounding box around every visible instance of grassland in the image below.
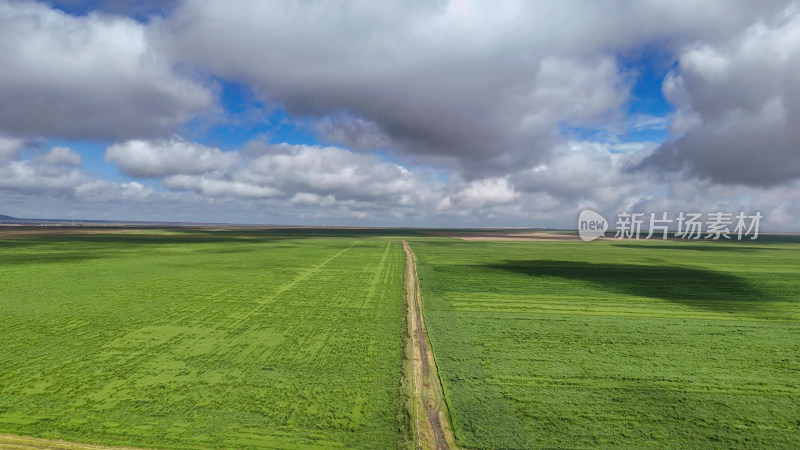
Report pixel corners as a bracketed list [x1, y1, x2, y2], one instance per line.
[411, 237, 800, 448]
[0, 229, 411, 448]
[3, 227, 799, 449]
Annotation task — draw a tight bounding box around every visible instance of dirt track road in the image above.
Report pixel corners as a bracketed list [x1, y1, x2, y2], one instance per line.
[403, 241, 457, 450]
[0, 434, 138, 449]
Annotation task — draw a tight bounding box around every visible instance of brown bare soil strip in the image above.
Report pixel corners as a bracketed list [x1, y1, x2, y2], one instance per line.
[424, 230, 587, 241]
[0, 434, 142, 449]
[403, 241, 458, 450]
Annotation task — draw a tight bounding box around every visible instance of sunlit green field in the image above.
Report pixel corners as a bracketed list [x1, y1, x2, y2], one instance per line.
[2, 229, 799, 449]
[412, 237, 800, 448]
[0, 230, 410, 448]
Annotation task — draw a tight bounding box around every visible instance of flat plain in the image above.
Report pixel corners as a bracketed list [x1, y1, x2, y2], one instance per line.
[0, 229, 411, 448]
[411, 236, 800, 448]
[2, 228, 799, 449]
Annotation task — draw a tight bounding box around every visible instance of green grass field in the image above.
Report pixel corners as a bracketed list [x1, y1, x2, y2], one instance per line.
[2, 229, 799, 448]
[412, 237, 800, 448]
[0, 230, 411, 448]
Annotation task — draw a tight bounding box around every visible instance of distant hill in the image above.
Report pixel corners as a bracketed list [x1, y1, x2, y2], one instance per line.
[1, 213, 70, 224]
[0, 213, 229, 227]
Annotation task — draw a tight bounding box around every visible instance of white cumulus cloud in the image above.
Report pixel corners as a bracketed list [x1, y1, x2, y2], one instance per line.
[106, 137, 240, 177]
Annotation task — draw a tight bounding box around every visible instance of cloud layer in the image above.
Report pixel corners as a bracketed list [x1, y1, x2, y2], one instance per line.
[1, 1, 800, 229]
[107, 137, 239, 177]
[642, 8, 800, 186]
[154, 0, 794, 176]
[0, 1, 212, 140]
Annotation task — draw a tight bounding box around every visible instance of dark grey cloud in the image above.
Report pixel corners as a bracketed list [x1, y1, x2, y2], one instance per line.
[640, 8, 800, 186]
[155, 0, 793, 177]
[0, 1, 213, 141]
[308, 113, 390, 152]
[0, 135, 23, 161]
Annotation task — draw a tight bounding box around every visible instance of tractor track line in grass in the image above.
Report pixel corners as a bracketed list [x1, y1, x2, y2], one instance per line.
[0, 434, 143, 449]
[403, 241, 457, 450]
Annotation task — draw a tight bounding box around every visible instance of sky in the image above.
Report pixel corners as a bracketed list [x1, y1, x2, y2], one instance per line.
[1, 0, 800, 229]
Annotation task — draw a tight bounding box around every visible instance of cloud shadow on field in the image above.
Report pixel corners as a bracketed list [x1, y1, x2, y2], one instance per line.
[0, 233, 292, 265]
[0, 250, 115, 266]
[482, 260, 782, 313]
